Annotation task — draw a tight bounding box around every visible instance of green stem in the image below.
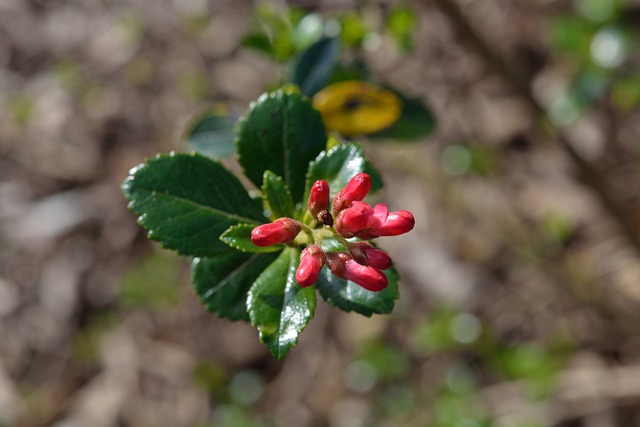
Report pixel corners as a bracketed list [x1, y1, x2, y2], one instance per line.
[330, 228, 351, 249]
[302, 210, 316, 227]
[299, 223, 315, 244]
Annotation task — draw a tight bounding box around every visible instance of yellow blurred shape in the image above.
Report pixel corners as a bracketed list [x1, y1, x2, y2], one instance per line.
[313, 81, 401, 135]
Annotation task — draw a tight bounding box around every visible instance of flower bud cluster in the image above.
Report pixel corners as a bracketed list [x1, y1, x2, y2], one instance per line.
[251, 173, 414, 292]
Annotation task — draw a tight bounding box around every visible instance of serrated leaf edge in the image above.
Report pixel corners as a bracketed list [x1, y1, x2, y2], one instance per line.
[247, 248, 316, 359]
[316, 267, 399, 317]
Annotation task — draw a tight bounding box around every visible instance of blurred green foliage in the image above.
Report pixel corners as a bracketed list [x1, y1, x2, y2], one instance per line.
[70, 312, 117, 364]
[546, 0, 639, 124]
[9, 94, 35, 127]
[386, 5, 417, 52]
[119, 249, 183, 310]
[178, 70, 210, 101]
[440, 144, 500, 177]
[207, 405, 273, 427]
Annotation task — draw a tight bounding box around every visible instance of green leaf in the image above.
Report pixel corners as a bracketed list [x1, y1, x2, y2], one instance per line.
[247, 247, 316, 359]
[236, 88, 327, 203]
[241, 33, 276, 57]
[220, 223, 283, 253]
[371, 93, 436, 141]
[192, 250, 280, 321]
[319, 235, 348, 253]
[315, 266, 399, 316]
[305, 143, 366, 202]
[122, 152, 265, 257]
[262, 171, 295, 220]
[292, 37, 341, 96]
[184, 112, 236, 159]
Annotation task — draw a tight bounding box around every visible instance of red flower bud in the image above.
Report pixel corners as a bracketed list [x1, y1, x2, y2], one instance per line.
[332, 173, 371, 213]
[325, 252, 388, 292]
[369, 210, 415, 237]
[335, 201, 376, 237]
[251, 218, 301, 247]
[295, 245, 325, 287]
[308, 180, 330, 217]
[349, 242, 392, 270]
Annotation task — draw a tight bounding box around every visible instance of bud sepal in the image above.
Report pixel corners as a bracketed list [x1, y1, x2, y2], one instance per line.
[348, 242, 392, 270]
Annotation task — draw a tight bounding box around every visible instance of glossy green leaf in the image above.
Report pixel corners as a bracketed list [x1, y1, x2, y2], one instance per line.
[192, 250, 280, 321]
[247, 247, 316, 359]
[184, 112, 236, 159]
[122, 152, 265, 257]
[262, 171, 295, 220]
[305, 143, 366, 203]
[371, 94, 436, 141]
[315, 266, 399, 316]
[292, 37, 341, 96]
[236, 88, 327, 202]
[220, 223, 283, 253]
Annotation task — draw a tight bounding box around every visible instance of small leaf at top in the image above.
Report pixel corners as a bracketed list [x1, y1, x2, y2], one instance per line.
[122, 152, 266, 257]
[292, 37, 341, 97]
[221, 223, 283, 253]
[247, 247, 316, 359]
[192, 250, 280, 321]
[315, 266, 399, 317]
[236, 88, 327, 203]
[262, 171, 295, 220]
[184, 112, 236, 159]
[305, 143, 366, 203]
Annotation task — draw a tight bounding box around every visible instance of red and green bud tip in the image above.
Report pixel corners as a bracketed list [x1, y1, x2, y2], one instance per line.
[253, 171, 412, 289]
[325, 252, 388, 292]
[295, 245, 325, 287]
[308, 180, 330, 218]
[251, 217, 301, 247]
[336, 201, 414, 240]
[335, 201, 377, 237]
[369, 210, 415, 237]
[348, 242, 392, 270]
[332, 173, 372, 214]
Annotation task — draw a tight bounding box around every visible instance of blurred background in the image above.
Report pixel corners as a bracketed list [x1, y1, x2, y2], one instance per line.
[2, 0, 640, 426]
